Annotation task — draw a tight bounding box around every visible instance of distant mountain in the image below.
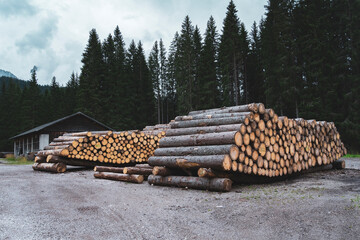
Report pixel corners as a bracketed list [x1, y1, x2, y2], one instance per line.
[0, 69, 17, 79]
[0, 76, 51, 94]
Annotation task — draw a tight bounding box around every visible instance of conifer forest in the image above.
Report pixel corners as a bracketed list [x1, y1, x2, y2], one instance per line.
[0, 0, 359, 152]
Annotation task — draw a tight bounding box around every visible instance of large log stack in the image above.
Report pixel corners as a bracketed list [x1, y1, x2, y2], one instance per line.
[148, 103, 347, 191]
[33, 130, 166, 173]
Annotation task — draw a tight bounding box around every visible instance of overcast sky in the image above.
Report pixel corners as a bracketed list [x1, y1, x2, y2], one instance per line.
[0, 0, 267, 85]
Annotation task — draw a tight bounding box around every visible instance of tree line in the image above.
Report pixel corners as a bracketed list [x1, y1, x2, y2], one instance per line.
[0, 0, 359, 152]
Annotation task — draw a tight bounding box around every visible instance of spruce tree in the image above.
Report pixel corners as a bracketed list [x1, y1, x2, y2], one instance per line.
[176, 15, 196, 114]
[159, 39, 167, 123]
[193, 25, 202, 109]
[219, 0, 241, 106]
[166, 32, 180, 122]
[49, 76, 63, 119]
[247, 21, 265, 103]
[198, 16, 220, 109]
[64, 72, 79, 115]
[136, 41, 155, 128]
[113, 26, 128, 130]
[78, 29, 104, 120]
[102, 33, 117, 127]
[148, 41, 161, 123]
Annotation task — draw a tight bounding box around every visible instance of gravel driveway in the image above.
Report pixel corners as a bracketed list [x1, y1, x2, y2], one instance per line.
[0, 158, 359, 240]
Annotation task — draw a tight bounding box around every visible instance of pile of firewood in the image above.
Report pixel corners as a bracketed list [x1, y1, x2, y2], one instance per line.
[33, 130, 166, 173]
[93, 164, 154, 183]
[147, 103, 347, 192]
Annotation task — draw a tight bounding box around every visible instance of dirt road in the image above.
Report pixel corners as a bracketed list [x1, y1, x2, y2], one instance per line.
[0, 159, 359, 240]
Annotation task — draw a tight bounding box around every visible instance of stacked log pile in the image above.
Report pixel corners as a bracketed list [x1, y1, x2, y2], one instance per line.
[93, 164, 153, 183]
[148, 103, 347, 192]
[33, 130, 166, 173]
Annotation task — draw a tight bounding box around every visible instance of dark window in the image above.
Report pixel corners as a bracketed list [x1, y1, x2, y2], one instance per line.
[33, 135, 39, 151]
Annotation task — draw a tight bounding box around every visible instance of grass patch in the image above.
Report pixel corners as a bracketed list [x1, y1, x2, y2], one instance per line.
[343, 154, 360, 158]
[1, 156, 33, 165]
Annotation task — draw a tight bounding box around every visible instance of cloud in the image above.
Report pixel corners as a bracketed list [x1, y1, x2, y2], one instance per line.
[0, 0, 266, 85]
[15, 14, 58, 54]
[0, 0, 37, 17]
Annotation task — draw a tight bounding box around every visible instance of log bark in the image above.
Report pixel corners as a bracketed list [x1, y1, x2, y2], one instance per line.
[154, 144, 236, 157]
[37, 149, 69, 157]
[148, 155, 232, 171]
[152, 166, 188, 176]
[159, 131, 241, 147]
[123, 167, 153, 175]
[170, 116, 250, 129]
[94, 172, 144, 183]
[197, 168, 233, 178]
[32, 162, 66, 173]
[148, 175, 232, 192]
[175, 112, 253, 121]
[44, 145, 71, 150]
[63, 132, 92, 137]
[94, 166, 124, 173]
[46, 155, 98, 167]
[165, 124, 243, 136]
[34, 156, 46, 163]
[188, 103, 259, 115]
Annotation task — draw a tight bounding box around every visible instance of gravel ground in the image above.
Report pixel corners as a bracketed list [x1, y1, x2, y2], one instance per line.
[0, 158, 359, 240]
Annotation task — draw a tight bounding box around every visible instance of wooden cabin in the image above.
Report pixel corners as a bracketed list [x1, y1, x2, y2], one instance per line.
[11, 112, 113, 157]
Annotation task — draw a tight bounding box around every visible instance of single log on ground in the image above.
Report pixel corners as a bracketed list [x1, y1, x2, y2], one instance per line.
[332, 160, 345, 169]
[34, 156, 46, 163]
[123, 167, 153, 175]
[197, 168, 233, 178]
[94, 172, 144, 183]
[148, 155, 232, 170]
[165, 124, 243, 136]
[152, 166, 188, 176]
[94, 166, 124, 173]
[32, 162, 66, 173]
[46, 155, 97, 167]
[159, 131, 241, 147]
[154, 144, 237, 157]
[37, 149, 69, 157]
[148, 175, 232, 192]
[170, 116, 250, 129]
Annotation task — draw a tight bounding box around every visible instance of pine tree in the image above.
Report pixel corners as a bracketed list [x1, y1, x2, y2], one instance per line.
[64, 72, 79, 115]
[136, 41, 155, 128]
[78, 29, 104, 120]
[246, 21, 264, 103]
[113, 26, 128, 130]
[159, 39, 167, 123]
[165, 32, 180, 122]
[219, 0, 241, 106]
[23, 66, 41, 128]
[49, 76, 63, 119]
[197, 16, 220, 109]
[176, 15, 196, 114]
[193, 25, 202, 109]
[102, 33, 117, 128]
[124, 40, 138, 129]
[148, 41, 161, 123]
